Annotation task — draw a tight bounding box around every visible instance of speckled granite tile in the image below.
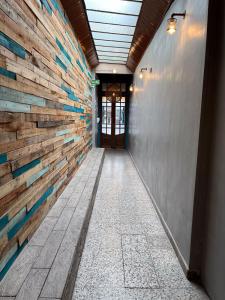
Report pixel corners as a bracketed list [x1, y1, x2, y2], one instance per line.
[121, 234, 159, 288]
[72, 150, 208, 300]
[73, 286, 209, 300]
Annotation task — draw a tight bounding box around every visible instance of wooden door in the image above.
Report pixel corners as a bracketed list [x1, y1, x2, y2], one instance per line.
[101, 91, 126, 148]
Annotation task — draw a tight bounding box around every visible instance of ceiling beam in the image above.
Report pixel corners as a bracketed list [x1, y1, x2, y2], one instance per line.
[60, 0, 98, 69]
[126, 0, 174, 72]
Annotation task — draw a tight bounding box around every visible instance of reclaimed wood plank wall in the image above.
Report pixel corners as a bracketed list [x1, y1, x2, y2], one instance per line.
[0, 0, 93, 279]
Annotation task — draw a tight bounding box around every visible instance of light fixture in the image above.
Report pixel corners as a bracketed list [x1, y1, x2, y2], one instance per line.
[139, 67, 147, 79]
[129, 84, 134, 92]
[113, 69, 117, 74]
[167, 11, 186, 34]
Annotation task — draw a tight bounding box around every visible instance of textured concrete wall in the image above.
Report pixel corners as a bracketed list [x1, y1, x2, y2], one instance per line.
[129, 0, 208, 266]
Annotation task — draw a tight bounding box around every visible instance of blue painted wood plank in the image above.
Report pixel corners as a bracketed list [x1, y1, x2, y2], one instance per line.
[66, 32, 78, 54]
[76, 59, 84, 73]
[0, 100, 31, 113]
[0, 86, 46, 107]
[0, 153, 7, 165]
[61, 84, 79, 102]
[12, 159, 41, 178]
[0, 215, 9, 232]
[56, 56, 67, 72]
[56, 38, 71, 63]
[41, 0, 52, 15]
[0, 208, 26, 240]
[0, 239, 28, 281]
[0, 244, 17, 273]
[26, 166, 49, 187]
[56, 129, 70, 136]
[50, 0, 67, 23]
[63, 104, 84, 113]
[0, 32, 26, 59]
[0, 67, 16, 80]
[63, 135, 81, 144]
[63, 104, 77, 113]
[7, 187, 54, 240]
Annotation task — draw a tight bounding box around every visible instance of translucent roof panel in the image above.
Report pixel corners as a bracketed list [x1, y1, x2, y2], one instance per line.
[95, 40, 131, 48]
[90, 22, 135, 35]
[84, 0, 142, 15]
[99, 59, 126, 64]
[96, 46, 130, 54]
[87, 11, 138, 26]
[98, 55, 127, 61]
[98, 51, 128, 58]
[84, 0, 143, 65]
[92, 32, 133, 43]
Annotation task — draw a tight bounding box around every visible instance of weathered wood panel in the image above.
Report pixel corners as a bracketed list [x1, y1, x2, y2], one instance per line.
[0, 0, 93, 280]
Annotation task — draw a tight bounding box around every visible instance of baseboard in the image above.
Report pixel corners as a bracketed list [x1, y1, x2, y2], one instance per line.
[128, 150, 190, 277]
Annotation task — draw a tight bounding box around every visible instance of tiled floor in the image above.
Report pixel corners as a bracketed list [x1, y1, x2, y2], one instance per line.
[73, 150, 209, 300]
[0, 148, 104, 300]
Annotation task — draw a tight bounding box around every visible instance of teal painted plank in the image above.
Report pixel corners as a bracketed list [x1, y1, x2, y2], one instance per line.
[63, 104, 84, 113]
[0, 100, 30, 113]
[0, 244, 18, 273]
[0, 32, 26, 59]
[56, 38, 71, 63]
[56, 56, 67, 72]
[87, 71, 92, 80]
[0, 153, 7, 164]
[68, 93, 79, 101]
[0, 215, 9, 232]
[12, 159, 41, 178]
[76, 59, 84, 73]
[0, 208, 26, 240]
[41, 0, 52, 15]
[7, 187, 54, 240]
[63, 135, 81, 144]
[50, 0, 67, 23]
[66, 32, 78, 54]
[0, 67, 16, 80]
[56, 129, 70, 136]
[61, 84, 79, 102]
[0, 86, 46, 107]
[0, 239, 28, 281]
[26, 166, 49, 187]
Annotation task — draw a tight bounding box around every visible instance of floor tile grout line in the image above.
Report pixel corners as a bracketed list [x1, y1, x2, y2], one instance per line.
[35, 150, 103, 299]
[37, 150, 104, 299]
[61, 150, 105, 300]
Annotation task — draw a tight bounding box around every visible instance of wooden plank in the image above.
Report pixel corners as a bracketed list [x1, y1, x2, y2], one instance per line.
[0, 0, 93, 279]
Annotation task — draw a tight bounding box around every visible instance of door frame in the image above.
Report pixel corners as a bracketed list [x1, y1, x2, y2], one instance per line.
[96, 74, 133, 149]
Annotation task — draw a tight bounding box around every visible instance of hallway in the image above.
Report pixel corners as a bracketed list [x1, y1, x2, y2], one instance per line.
[73, 150, 208, 299]
[0, 0, 225, 298]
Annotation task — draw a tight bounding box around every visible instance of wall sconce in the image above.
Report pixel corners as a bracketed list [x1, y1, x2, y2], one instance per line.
[167, 11, 186, 34]
[113, 69, 117, 74]
[129, 84, 134, 92]
[139, 67, 147, 79]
